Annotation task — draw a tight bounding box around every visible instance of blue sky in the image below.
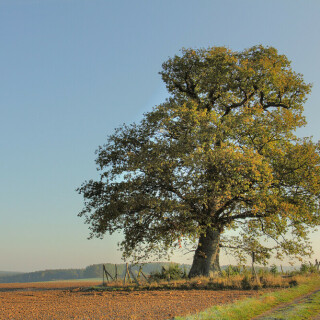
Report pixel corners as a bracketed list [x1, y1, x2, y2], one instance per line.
[1, 0, 320, 272]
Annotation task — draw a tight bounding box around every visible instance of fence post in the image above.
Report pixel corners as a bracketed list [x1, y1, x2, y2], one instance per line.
[123, 263, 129, 285]
[102, 264, 105, 286]
[137, 266, 142, 280]
[103, 265, 109, 283]
[139, 269, 151, 284]
[103, 265, 115, 282]
[128, 265, 140, 286]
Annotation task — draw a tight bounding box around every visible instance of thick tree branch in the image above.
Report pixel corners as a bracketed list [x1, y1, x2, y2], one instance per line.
[263, 102, 290, 110]
[220, 210, 266, 224]
[222, 90, 256, 117]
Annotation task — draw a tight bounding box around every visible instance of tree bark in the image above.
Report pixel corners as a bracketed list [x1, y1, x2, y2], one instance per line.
[188, 228, 221, 278]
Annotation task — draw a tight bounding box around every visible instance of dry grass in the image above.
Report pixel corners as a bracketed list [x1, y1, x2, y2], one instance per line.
[95, 273, 309, 292]
[0, 273, 312, 293]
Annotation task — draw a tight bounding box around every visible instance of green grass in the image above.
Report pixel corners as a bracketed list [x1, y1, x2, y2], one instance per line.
[175, 275, 320, 320]
[260, 290, 320, 320]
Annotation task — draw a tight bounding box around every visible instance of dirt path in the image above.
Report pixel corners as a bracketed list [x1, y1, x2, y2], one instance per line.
[0, 283, 262, 320]
[253, 288, 320, 320]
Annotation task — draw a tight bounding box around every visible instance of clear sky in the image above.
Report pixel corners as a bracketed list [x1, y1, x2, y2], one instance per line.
[1, 0, 320, 272]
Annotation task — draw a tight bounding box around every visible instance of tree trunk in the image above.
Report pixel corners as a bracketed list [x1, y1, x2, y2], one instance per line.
[188, 228, 221, 278]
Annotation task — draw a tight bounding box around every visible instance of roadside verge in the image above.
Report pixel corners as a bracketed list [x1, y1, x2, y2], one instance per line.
[175, 275, 320, 320]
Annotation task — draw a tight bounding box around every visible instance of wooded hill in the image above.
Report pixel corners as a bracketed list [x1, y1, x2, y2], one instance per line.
[0, 271, 23, 277]
[0, 262, 190, 283]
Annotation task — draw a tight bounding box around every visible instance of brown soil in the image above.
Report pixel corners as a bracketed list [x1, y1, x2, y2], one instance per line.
[0, 281, 262, 319]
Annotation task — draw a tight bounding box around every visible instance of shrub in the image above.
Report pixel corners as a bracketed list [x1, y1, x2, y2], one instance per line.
[270, 264, 278, 275]
[289, 279, 298, 287]
[300, 263, 317, 274]
[241, 274, 252, 290]
[149, 264, 185, 280]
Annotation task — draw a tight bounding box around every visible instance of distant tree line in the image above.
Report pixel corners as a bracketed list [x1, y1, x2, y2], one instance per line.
[0, 262, 190, 283]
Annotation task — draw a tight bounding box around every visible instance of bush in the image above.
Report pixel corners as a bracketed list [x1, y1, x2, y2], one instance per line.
[289, 279, 298, 287]
[241, 274, 252, 290]
[270, 264, 278, 275]
[226, 265, 241, 277]
[300, 263, 317, 274]
[149, 264, 185, 280]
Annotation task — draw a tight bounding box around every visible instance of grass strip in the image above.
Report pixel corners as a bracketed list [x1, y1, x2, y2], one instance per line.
[260, 290, 320, 320]
[175, 276, 320, 320]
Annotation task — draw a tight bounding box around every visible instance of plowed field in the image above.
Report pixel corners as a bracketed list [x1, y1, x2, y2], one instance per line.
[0, 281, 261, 319]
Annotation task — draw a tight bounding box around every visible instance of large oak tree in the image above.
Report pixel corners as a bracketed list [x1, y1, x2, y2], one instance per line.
[78, 46, 320, 277]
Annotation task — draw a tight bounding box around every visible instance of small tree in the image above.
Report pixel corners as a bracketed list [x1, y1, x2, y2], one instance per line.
[78, 45, 320, 277]
[270, 264, 278, 276]
[150, 264, 185, 281]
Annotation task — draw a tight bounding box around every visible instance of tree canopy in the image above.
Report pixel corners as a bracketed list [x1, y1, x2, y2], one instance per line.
[78, 45, 320, 277]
